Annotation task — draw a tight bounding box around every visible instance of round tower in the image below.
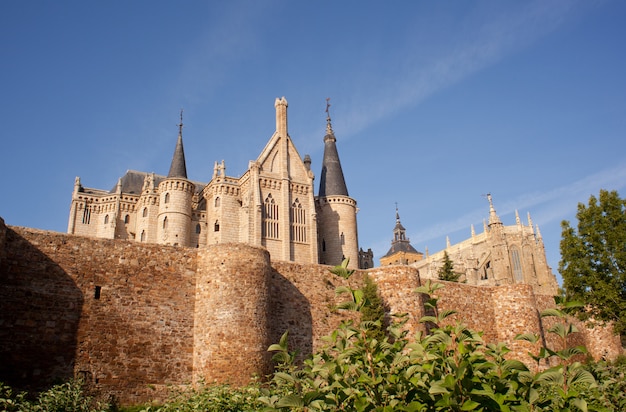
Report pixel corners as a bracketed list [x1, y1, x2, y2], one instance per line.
[193, 244, 272, 384]
[316, 100, 359, 268]
[156, 113, 195, 246]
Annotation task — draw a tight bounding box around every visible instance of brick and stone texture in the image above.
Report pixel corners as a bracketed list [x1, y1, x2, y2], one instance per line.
[0, 219, 621, 406]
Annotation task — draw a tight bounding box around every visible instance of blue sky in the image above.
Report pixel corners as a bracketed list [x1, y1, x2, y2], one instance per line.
[1, 1, 625, 283]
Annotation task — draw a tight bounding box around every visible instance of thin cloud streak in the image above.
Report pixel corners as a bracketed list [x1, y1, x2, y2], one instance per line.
[335, 0, 589, 141]
[410, 161, 626, 248]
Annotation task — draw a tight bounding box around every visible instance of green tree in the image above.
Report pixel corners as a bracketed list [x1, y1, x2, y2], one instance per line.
[437, 250, 462, 282]
[360, 274, 386, 341]
[559, 189, 626, 335]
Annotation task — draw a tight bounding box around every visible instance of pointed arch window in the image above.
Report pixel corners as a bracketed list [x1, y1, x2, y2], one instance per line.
[163, 216, 168, 229]
[124, 214, 130, 224]
[510, 247, 523, 282]
[262, 194, 279, 239]
[290, 198, 307, 243]
[82, 204, 91, 224]
[104, 215, 109, 224]
[140, 230, 145, 242]
[142, 207, 148, 217]
[215, 197, 221, 207]
[164, 193, 170, 204]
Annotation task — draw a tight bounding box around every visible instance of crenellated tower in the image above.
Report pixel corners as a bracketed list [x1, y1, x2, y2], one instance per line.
[157, 112, 195, 246]
[316, 99, 359, 268]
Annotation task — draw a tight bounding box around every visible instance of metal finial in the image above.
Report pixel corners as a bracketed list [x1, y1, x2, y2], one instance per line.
[178, 109, 184, 136]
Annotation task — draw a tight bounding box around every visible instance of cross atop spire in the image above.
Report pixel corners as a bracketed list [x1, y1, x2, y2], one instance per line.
[178, 109, 184, 137]
[325, 97, 334, 136]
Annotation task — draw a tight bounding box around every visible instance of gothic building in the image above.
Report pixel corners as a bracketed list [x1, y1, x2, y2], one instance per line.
[68, 97, 371, 269]
[381, 195, 559, 295]
[380, 208, 423, 266]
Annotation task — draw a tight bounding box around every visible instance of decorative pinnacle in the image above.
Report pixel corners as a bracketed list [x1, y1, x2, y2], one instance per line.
[325, 97, 334, 136]
[178, 109, 184, 136]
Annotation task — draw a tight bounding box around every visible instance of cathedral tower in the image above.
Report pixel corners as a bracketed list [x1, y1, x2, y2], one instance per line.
[156, 113, 195, 246]
[316, 100, 359, 268]
[380, 207, 423, 266]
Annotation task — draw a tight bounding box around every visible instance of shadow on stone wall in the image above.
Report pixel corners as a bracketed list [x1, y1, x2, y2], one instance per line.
[0, 226, 83, 392]
[267, 269, 313, 364]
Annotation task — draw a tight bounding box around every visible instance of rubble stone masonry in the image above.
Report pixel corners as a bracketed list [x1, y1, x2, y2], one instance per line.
[0, 218, 621, 405]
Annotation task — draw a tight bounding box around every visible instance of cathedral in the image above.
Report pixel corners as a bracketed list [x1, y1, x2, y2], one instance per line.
[67, 97, 373, 269]
[379, 195, 559, 295]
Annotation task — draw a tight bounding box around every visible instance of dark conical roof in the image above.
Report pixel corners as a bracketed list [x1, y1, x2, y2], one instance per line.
[168, 132, 188, 179]
[318, 109, 348, 197]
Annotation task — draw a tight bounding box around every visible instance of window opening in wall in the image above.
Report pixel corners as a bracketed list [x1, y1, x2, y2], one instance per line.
[142, 208, 148, 217]
[214, 221, 220, 232]
[262, 194, 279, 239]
[290, 198, 307, 243]
[140, 230, 145, 242]
[215, 197, 220, 207]
[196, 223, 201, 234]
[163, 216, 168, 229]
[511, 248, 523, 282]
[164, 193, 170, 203]
[124, 214, 130, 224]
[82, 205, 91, 224]
[104, 215, 109, 224]
[322, 239, 326, 252]
[94, 286, 101, 300]
[340, 232, 345, 245]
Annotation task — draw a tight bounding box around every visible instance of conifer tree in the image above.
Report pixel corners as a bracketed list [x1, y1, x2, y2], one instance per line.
[559, 189, 626, 335]
[361, 274, 386, 341]
[437, 250, 461, 282]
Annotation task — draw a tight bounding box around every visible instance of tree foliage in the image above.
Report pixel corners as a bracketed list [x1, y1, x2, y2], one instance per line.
[437, 251, 462, 282]
[559, 189, 626, 335]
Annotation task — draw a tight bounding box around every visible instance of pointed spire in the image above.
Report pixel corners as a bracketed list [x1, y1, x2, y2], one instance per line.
[486, 193, 502, 226]
[536, 225, 543, 241]
[515, 209, 521, 226]
[425, 246, 429, 258]
[471, 224, 476, 237]
[527, 212, 535, 234]
[167, 110, 188, 179]
[319, 98, 349, 197]
[446, 236, 451, 249]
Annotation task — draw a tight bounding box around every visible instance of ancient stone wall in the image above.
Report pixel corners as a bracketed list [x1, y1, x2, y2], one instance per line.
[0, 220, 621, 406]
[0, 224, 197, 405]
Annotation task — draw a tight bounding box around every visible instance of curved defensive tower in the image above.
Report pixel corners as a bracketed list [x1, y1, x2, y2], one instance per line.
[157, 114, 195, 246]
[193, 244, 272, 384]
[316, 101, 359, 268]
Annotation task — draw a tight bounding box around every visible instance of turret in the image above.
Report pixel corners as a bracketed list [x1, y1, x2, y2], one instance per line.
[157, 111, 195, 246]
[316, 99, 359, 268]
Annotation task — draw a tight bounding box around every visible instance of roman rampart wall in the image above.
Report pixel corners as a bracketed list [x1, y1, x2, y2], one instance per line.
[0, 219, 621, 405]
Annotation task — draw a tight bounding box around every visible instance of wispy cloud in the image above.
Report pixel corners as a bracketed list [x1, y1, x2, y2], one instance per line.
[410, 161, 626, 246]
[335, 0, 590, 140]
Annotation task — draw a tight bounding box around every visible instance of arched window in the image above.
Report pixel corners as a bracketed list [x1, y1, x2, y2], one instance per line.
[340, 232, 345, 245]
[142, 207, 148, 217]
[140, 230, 145, 242]
[124, 214, 130, 224]
[104, 215, 109, 224]
[163, 216, 168, 229]
[215, 197, 221, 207]
[322, 239, 326, 252]
[510, 247, 523, 282]
[262, 194, 279, 239]
[290, 198, 306, 242]
[214, 221, 220, 232]
[196, 223, 201, 234]
[164, 193, 170, 204]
